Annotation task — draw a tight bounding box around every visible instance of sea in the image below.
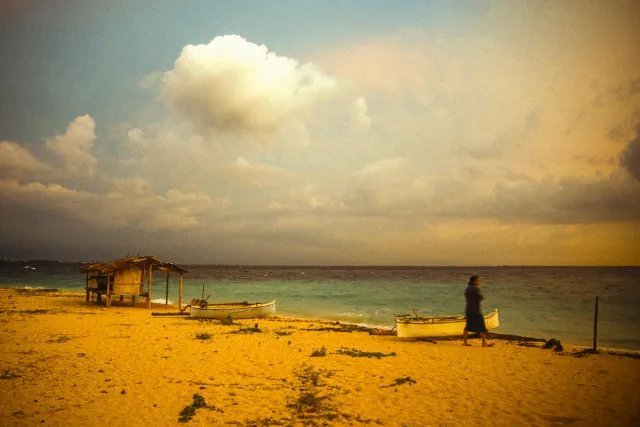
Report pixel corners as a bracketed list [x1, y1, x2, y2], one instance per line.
[1, 263, 638, 350]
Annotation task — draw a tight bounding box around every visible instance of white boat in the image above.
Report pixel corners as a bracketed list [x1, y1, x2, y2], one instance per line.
[189, 300, 276, 320]
[396, 309, 499, 338]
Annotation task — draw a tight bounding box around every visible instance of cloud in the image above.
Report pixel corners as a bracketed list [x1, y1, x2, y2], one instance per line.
[485, 172, 640, 224]
[224, 157, 291, 188]
[620, 125, 640, 181]
[45, 115, 98, 177]
[354, 157, 408, 179]
[350, 97, 371, 132]
[161, 35, 338, 134]
[0, 141, 50, 177]
[105, 176, 153, 198]
[2, 5, 640, 265]
[142, 189, 228, 231]
[0, 179, 227, 232]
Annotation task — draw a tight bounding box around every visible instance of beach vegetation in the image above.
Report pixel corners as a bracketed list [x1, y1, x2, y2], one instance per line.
[14, 309, 55, 315]
[382, 377, 416, 388]
[195, 333, 213, 340]
[310, 346, 327, 357]
[243, 417, 287, 426]
[232, 323, 263, 334]
[47, 335, 72, 343]
[220, 315, 239, 326]
[178, 393, 222, 423]
[0, 370, 21, 380]
[275, 330, 293, 336]
[288, 365, 340, 425]
[334, 347, 396, 359]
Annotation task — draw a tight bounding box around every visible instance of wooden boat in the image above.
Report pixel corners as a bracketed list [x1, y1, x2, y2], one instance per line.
[189, 300, 276, 320]
[396, 309, 499, 338]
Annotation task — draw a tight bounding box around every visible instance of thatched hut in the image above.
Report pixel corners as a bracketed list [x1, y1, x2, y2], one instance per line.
[81, 256, 187, 309]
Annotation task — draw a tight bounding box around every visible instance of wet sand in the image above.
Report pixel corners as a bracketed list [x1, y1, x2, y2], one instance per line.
[0, 287, 638, 426]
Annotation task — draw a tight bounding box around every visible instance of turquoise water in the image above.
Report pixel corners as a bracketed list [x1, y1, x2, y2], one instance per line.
[2, 263, 639, 349]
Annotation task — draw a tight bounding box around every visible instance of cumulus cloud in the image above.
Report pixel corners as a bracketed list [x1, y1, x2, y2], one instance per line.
[142, 189, 227, 231]
[350, 97, 371, 131]
[45, 115, 98, 177]
[0, 179, 227, 232]
[105, 176, 154, 198]
[224, 157, 290, 188]
[162, 35, 338, 134]
[0, 141, 50, 177]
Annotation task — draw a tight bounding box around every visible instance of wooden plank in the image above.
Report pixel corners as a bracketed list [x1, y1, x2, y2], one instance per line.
[112, 284, 144, 296]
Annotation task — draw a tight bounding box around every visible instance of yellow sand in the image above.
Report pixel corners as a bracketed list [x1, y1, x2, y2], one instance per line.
[0, 287, 638, 427]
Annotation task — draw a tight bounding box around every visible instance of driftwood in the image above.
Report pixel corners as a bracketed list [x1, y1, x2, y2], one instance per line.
[301, 323, 372, 333]
[151, 312, 189, 317]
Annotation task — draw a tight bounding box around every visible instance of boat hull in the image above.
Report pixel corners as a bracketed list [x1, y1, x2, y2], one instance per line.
[189, 300, 276, 320]
[396, 309, 499, 338]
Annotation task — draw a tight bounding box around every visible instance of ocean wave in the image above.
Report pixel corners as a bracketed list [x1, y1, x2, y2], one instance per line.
[151, 298, 174, 304]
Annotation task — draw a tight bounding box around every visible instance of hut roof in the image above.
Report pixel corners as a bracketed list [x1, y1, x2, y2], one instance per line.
[80, 256, 187, 274]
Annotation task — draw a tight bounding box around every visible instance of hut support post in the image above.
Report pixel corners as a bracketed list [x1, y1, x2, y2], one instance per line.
[147, 264, 153, 309]
[178, 273, 183, 310]
[165, 271, 169, 306]
[106, 275, 111, 308]
[85, 271, 89, 302]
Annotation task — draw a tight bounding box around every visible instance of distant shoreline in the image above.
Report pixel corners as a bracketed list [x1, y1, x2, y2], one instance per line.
[2, 260, 639, 268]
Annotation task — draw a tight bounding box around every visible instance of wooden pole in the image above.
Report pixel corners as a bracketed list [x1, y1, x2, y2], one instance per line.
[106, 275, 111, 309]
[148, 264, 153, 309]
[179, 273, 183, 310]
[165, 271, 169, 306]
[593, 296, 599, 351]
[85, 271, 89, 302]
[202, 284, 205, 301]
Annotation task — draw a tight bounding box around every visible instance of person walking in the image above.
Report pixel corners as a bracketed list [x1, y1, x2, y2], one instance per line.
[463, 275, 493, 347]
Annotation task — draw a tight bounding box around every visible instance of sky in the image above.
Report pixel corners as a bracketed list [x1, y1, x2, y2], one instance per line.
[1, 0, 639, 265]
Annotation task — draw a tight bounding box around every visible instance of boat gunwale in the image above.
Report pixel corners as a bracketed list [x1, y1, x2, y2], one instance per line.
[395, 309, 498, 325]
[190, 300, 276, 311]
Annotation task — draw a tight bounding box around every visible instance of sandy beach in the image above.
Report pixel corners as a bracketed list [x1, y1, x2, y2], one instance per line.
[0, 287, 638, 427]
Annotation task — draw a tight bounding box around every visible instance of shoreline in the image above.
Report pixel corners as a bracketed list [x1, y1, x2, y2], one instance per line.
[6, 286, 639, 353]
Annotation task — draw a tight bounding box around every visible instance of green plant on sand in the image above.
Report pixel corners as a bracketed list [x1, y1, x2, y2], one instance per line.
[334, 346, 396, 359]
[178, 394, 222, 423]
[310, 346, 327, 357]
[220, 315, 237, 326]
[232, 323, 263, 334]
[381, 376, 417, 388]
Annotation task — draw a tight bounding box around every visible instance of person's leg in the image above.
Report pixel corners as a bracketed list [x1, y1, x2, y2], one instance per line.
[463, 329, 471, 346]
[481, 332, 494, 347]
